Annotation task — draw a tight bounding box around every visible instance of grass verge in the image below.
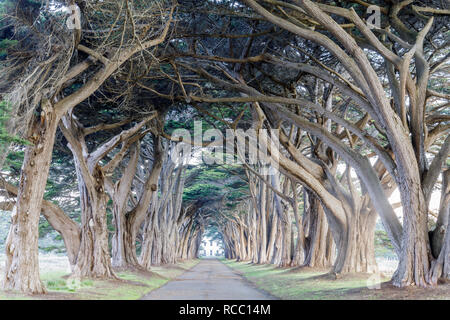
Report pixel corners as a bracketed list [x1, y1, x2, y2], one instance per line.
[222, 260, 450, 300]
[0, 259, 200, 300]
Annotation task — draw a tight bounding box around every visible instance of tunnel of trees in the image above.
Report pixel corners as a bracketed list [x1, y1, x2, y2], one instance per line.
[0, 0, 448, 294]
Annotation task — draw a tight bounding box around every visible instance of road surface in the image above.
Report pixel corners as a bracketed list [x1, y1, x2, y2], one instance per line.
[142, 259, 275, 300]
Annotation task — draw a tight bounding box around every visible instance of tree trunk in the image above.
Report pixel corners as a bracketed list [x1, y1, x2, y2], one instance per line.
[238, 224, 248, 261]
[430, 169, 449, 283]
[291, 182, 304, 266]
[3, 101, 58, 294]
[246, 202, 257, 261]
[250, 203, 259, 263]
[392, 179, 430, 287]
[60, 114, 151, 278]
[430, 218, 450, 283]
[139, 222, 155, 268]
[1, 180, 81, 271]
[257, 182, 268, 264]
[271, 217, 284, 265]
[112, 213, 140, 269]
[303, 193, 335, 268]
[266, 206, 278, 262]
[332, 208, 377, 274]
[110, 143, 140, 269]
[140, 211, 159, 268]
[43, 202, 81, 270]
[279, 213, 292, 267]
[71, 163, 115, 279]
[179, 221, 193, 261]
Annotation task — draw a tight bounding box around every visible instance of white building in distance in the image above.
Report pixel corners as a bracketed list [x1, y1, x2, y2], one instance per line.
[199, 236, 224, 257]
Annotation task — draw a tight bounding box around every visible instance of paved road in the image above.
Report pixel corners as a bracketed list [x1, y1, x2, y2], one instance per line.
[142, 259, 274, 300]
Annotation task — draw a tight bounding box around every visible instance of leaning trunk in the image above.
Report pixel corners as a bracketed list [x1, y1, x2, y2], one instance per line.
[3, 102, 58, 294]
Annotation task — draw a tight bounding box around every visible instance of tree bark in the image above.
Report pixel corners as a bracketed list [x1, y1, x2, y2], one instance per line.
[331, 208, 378, 274]
[1, 7, 174, 292]
[430, 169, 449, 283]
[290, 181, 305, 266]
[131, 136, 167, 268]
[71, 162, 115, 279]
[3, 100, 58, 294]
[303, 192, 335, 268]
[110, 143, 140, 269]
[257, 181, 268, 264]
[392, 178, 430, 287]
[60, 113, 155, 277]
[430, 218, 450, 283]
[279, 214, 292, 267]
[112, 213, 141, 269]
[0, 180, 81, 270]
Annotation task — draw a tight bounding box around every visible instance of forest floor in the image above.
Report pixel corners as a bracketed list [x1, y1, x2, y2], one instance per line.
[223, 260, 450, 300]
[0, 254, 199, 300]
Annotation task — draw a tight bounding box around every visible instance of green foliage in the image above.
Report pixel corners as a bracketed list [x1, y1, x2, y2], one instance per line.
[39, 245, 65, 254]
[204, 224, 222, 241]
[0, 101, 29, 147]
[0, 0, 12, 17]
[226, 180, 247, 189]
[197, 168, 228, 180]
[38, 218, 52, 238]
[374, 230, 396, 258]
[44, 180, 60, 200]
[226, 190, 245, 202]
[183, 183, 221, 201]
[3, 150, 24, 173]
[374, 230, 394, 250]
[0, 39, 17, 58]
[165, 119, 192, 132]
[183, 163, 248, 207]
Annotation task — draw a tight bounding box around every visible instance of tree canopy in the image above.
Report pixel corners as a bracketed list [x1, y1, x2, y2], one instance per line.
[0, 0, 448, 295]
